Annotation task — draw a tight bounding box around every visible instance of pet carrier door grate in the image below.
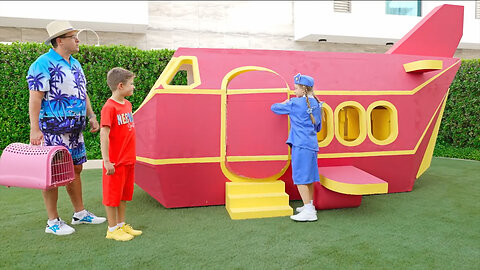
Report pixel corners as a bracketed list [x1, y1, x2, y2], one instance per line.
[0, 143, 75, 189]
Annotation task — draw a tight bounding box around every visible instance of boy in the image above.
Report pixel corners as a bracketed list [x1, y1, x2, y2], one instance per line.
[100, 67, 142, 241]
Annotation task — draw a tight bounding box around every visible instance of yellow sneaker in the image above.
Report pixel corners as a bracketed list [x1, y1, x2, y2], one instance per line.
[106, 227, 134, 241]
[121, 224, 142, 236]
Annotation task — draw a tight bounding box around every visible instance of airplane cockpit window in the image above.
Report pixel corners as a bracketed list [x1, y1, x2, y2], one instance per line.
[167, 64, 195, 86]
[160, 56, 201, 89]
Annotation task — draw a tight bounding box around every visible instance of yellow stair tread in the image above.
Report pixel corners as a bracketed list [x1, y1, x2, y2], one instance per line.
[228, 192, 288, 199]
[228, 205, 292, 212]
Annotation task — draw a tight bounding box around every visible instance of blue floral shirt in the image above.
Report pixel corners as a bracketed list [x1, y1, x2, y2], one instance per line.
[26, 48, 87, 135]
[271, 97, 323, 152]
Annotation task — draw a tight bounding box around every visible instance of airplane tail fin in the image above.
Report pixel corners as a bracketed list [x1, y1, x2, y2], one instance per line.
[385, 4, 463, 58]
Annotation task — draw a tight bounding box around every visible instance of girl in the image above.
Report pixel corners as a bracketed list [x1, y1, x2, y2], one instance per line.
[271, 73, 323, 222]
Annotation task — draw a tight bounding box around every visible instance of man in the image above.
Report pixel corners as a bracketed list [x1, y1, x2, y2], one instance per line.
[27, 20, 106, 235]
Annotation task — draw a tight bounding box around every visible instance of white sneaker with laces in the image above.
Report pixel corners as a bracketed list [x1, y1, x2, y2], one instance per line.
[45, 218, 75, 235]
[290, 209, 318, 222]
[71, 210, 106, 225]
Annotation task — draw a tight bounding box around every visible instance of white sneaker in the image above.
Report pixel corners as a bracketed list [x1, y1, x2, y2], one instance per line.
[45, 218, 75, 235]
[295, 205, 305, 213]
[290, 209, 318, 222]
[72, 210, 106, 225]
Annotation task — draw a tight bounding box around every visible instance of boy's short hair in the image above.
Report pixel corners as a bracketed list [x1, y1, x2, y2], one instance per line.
[107, 67, 135, 91]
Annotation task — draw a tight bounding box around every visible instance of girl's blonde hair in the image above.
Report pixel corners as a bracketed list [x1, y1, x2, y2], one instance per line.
[298, 84, 321, 125]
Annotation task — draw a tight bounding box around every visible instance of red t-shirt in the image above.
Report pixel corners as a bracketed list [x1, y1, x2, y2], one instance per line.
[100, 98, 136, 166]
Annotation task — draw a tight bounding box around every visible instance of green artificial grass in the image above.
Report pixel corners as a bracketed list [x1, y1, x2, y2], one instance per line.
[0, 157, 479, 269]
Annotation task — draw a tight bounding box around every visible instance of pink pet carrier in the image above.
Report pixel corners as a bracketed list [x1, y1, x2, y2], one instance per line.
[0, 143, 75, 189]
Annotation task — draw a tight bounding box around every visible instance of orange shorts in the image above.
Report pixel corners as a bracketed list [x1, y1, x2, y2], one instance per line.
[102, 164, 135, 207]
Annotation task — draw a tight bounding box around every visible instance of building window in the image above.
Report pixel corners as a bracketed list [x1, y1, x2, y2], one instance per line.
[334, 0, 351, 13]
[386, 0, 421, 17]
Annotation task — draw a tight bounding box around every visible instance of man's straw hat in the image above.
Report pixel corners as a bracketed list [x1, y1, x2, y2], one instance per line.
[44, 20, 79, 45]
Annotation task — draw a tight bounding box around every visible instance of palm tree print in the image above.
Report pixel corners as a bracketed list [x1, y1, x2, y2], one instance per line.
[27, 73, 45, 90]
[44, 134, 67, 148]
[48, 87, 70, 121]
[68, 133, 80, 148]
[48, 62, 66, 85]
[72, 65, 86, 100]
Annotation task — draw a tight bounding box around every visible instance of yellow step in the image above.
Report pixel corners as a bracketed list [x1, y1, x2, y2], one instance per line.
[227, 205, 293, 220]
[226, 181, 285, 195]
[227, 192, 289, 208]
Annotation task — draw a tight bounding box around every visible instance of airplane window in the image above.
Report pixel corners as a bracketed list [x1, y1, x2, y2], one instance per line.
[317, 103, 334, 147]
[334, 101, 366, 146]
[340, 106, 360, 141]
[367, 101, 398, 145]
[161, 56, 201, 89]
[371, 106, 390, 140]
[167, 64, 194, 86]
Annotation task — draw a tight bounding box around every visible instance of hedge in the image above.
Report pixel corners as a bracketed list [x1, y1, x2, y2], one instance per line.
[0, 43, 478, 160]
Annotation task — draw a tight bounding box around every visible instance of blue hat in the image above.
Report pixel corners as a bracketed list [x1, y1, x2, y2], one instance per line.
[294, 73, 314, 87]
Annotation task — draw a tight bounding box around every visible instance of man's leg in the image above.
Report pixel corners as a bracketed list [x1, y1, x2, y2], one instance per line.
[66, 164, 85, 212]
[42, 187, 59, 220]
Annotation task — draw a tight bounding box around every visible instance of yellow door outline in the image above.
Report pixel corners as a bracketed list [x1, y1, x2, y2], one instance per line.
[220, 66, 291, 182]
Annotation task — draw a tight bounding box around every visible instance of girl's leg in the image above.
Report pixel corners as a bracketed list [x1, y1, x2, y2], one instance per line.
[297, 183, 314, 204]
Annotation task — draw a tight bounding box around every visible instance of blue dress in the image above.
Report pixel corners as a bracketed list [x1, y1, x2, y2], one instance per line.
[271, 96, 323, 185]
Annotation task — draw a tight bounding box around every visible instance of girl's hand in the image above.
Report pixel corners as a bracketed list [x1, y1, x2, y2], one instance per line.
[280, 99, 289, 104]
[104, 161, 115, 175]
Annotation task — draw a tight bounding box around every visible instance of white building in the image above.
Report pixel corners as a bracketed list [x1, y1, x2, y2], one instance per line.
[0, 1, 479, 58]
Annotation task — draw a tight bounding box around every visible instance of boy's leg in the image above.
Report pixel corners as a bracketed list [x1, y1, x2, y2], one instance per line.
[105, 206, 118, 228]
[117, 201, 126, 224]
[42, 187, 59, 220]
[105, 205, 133, 241]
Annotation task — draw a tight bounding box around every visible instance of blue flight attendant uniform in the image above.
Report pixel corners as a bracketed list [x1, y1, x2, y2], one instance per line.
[271, 96, 323, 184]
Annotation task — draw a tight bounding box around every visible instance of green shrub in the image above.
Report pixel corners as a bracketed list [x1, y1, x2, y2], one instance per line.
[437, 59, 480, 149]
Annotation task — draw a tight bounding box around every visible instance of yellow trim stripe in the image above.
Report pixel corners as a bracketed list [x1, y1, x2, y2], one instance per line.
[136, 156, 221, 165]
[226, 155, 289, 162]
[416, 89, 449, 178]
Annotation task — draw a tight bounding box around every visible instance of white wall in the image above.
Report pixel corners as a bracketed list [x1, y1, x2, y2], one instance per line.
[0, 1, 149, 32]
[294, 1, 480, 49]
